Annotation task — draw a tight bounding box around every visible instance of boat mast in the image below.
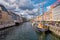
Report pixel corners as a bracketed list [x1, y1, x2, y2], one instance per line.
[42, 1, 44, 25]
[38, 4, 40, 16]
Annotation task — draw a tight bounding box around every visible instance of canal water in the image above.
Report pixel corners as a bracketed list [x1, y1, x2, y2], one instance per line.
[0, 22, 60, 40]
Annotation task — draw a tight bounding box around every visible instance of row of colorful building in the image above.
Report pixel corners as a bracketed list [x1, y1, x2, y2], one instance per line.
[35, 2, 60, 22]
[0, 4, 23, 28]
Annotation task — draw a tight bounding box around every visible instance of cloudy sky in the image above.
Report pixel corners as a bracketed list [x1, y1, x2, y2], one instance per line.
[0, 0, 59, 19]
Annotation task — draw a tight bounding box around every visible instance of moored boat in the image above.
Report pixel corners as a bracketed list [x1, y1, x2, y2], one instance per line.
[36, 23, 48, 32]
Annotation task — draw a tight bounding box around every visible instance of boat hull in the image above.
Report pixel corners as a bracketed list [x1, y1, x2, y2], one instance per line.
[36, 27, 48, 32]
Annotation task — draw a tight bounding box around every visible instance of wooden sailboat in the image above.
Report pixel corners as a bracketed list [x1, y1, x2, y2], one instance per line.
[33, 2, 48, 32]
[36, 22, 48, 32]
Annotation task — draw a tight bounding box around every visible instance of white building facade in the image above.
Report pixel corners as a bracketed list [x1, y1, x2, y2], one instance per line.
[52, 5, 60, 21]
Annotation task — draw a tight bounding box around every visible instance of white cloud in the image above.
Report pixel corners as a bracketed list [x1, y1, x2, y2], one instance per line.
[0, 0, 34, 10]
[18, 0, 34, 10]
[0, 0, 39, 19]
[47, 6, 51, 11]
[13, 8, 38, 19]
[0, 0, 9, 6]
[9, 0, 16, 3]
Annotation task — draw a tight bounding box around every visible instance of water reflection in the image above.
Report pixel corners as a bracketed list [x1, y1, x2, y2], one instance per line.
[0, 22, 60, 40]
[0, 26, 16, 40]
[36, 32, 60, 40]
